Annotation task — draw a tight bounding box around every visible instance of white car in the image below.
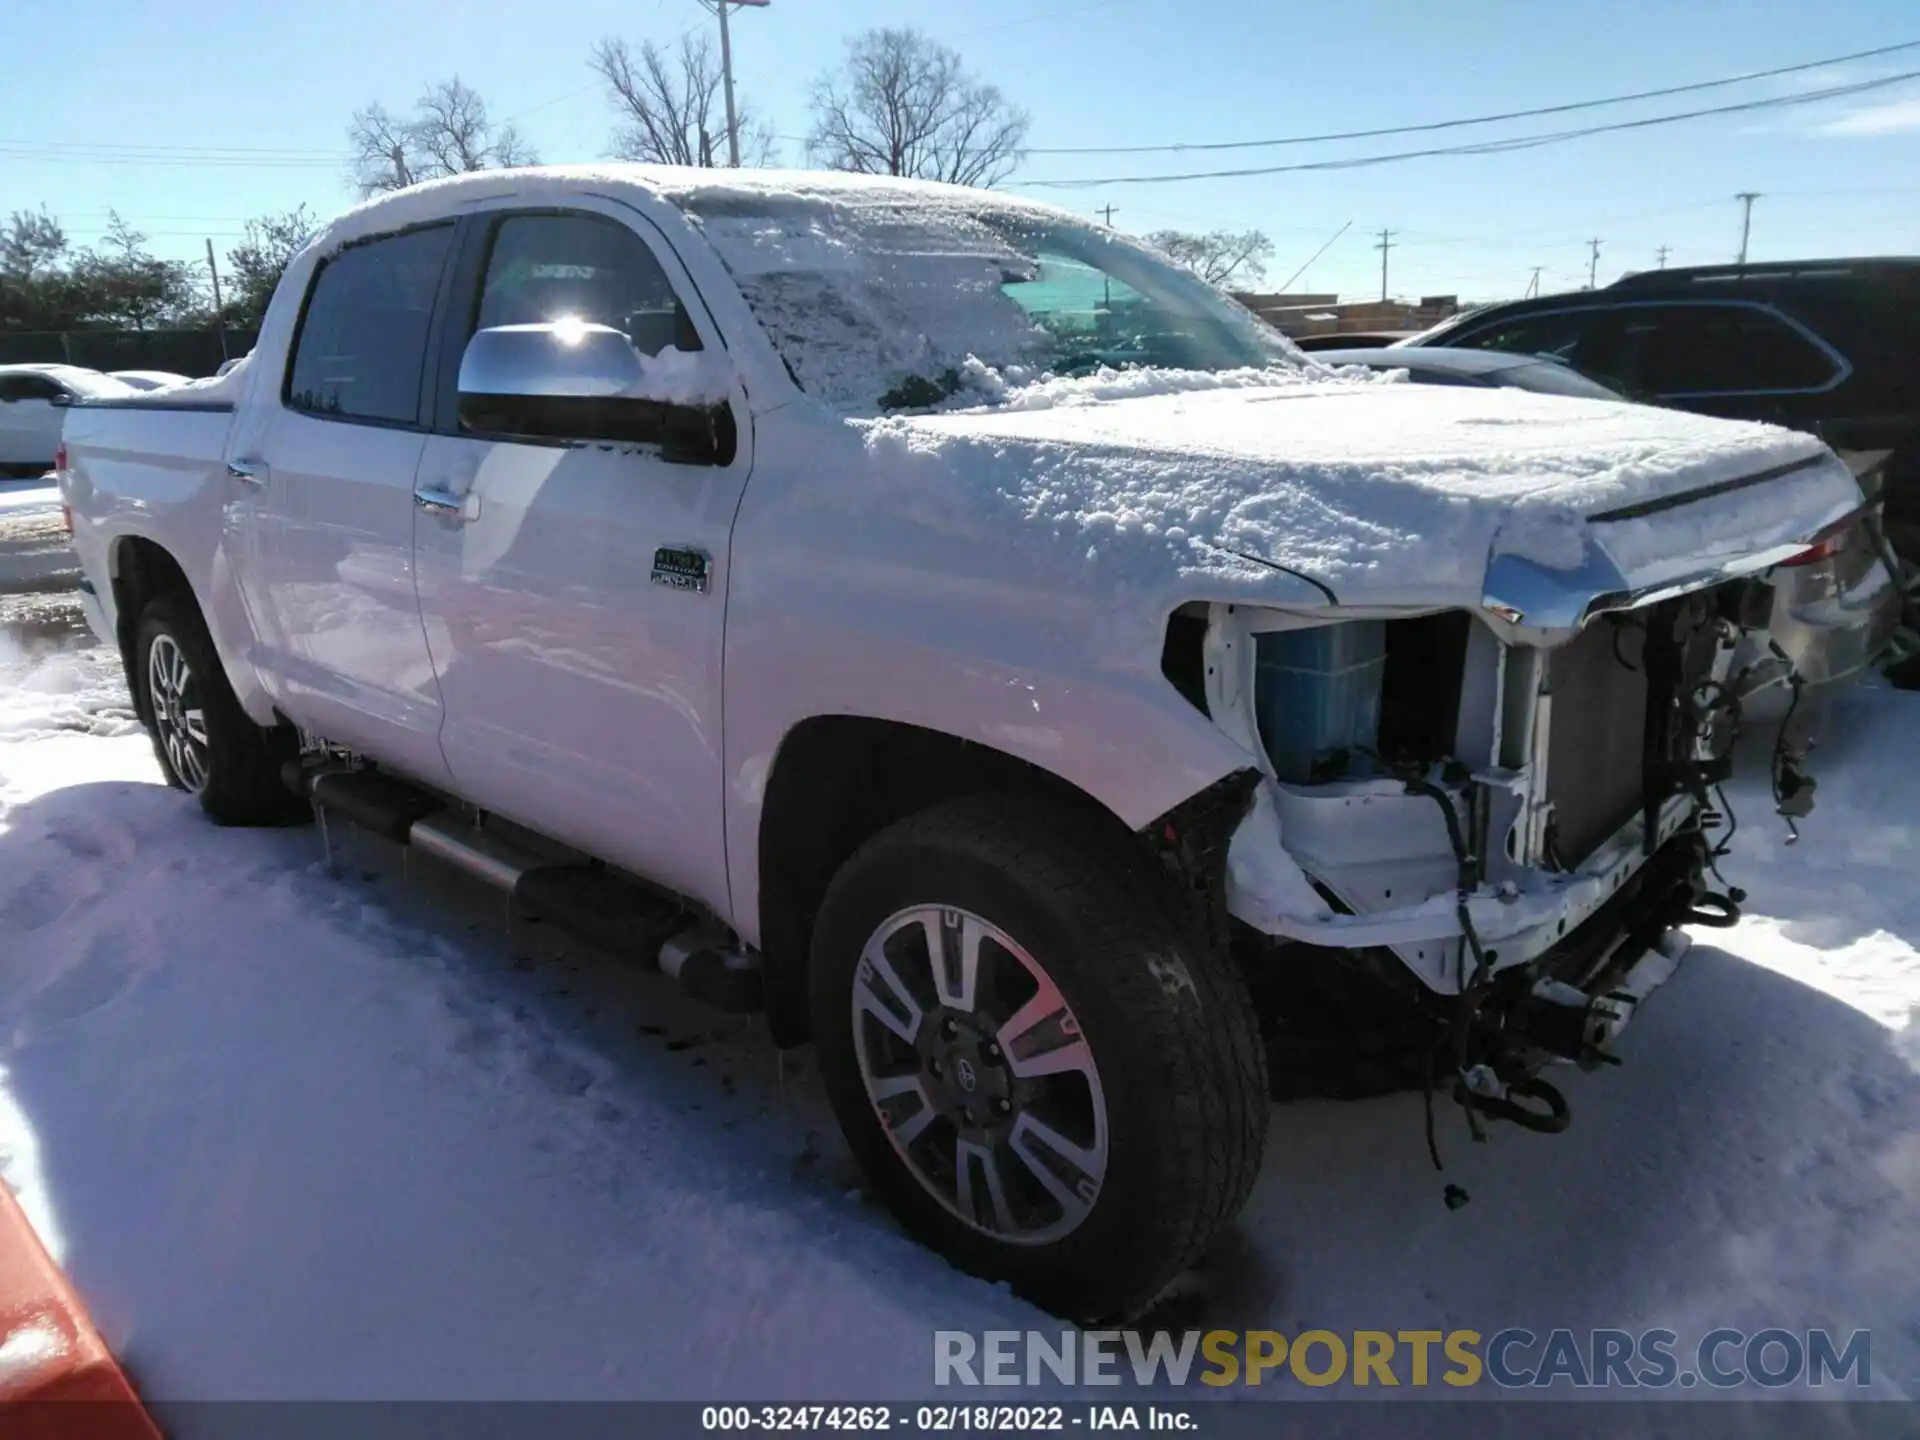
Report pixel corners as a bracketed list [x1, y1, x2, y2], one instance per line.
[0, 363, 132, 474]
[56, 167, 1880, 1322]
[108, 370, 195, 392]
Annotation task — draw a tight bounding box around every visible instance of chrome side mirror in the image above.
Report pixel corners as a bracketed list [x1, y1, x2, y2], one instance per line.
[455, 321, 737, 465]
[48, 392, 74, 408]
[457, 321, 648, 399]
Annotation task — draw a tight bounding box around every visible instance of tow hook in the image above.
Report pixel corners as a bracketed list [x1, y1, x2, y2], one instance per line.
[1685, 890, 1743, 928]
[1455, 1065, 1571, 1135]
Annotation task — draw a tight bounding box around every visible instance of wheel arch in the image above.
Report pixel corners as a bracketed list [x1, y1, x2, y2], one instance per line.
[106, 531, 278, 728]
[753, 715, 1160, 1047]
[109, 534, 198, 728]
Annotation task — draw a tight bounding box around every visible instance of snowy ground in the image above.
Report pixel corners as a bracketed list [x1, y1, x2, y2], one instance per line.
[0, 476, 76, 594]
[0, 506, 1914, 1418]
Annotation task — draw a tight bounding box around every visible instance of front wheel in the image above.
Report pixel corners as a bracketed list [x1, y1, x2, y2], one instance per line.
[134, 594, 304, 826]
[809, 796, 1269, 1322]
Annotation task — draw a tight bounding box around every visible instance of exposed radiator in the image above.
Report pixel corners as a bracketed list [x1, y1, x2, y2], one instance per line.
[1543, 598, 1724, 867]
[1544, 617, 1651, 866]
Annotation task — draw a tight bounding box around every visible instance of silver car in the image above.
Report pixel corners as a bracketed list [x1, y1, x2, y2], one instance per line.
[0, 364, 134, 476]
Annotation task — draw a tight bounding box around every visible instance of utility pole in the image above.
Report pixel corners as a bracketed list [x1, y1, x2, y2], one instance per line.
[1735, 192, 1761, 265]
[1655, 245, 1671, 269]
[205, 238, 229, 361]
[1587, 237, 1603, 289]
[1375, 228, 1395, 303]
[703, 0, 770, 168]
[1095, 205, 1117, 308]
[1525, 266, 1542, 298]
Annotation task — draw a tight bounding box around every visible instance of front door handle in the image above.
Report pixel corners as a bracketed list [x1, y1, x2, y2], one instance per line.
[414, 485, 481, 523]
[227, 457, 267, 485]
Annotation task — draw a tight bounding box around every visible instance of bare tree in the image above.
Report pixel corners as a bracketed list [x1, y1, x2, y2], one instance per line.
[591, 34, 776, 167]
[348, 103, 421, 194]
[347, 77, 538, 196]
[806, 28, 1028, 187]
[1145, 228, 1275, 288]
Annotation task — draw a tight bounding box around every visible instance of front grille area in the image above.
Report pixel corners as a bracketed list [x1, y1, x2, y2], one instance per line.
[1543, 596, 1725, 868]
[1545, 617, 1651, 866]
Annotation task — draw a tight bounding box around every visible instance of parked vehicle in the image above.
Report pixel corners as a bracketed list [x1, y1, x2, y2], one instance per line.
[1405, 258, 1920, 561]
[57, 168, 1886, 1322]
[1310, 344, 1625, 399]
[1315, 347, 1900, 692]
[1289, 330, 1419, 351]
[0, 364, 131, 475]
[108, 370, 195, 392]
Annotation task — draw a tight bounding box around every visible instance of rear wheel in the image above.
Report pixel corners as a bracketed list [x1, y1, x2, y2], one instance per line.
[809, 795, 1268, 1322]
[134, 595, 304, 826]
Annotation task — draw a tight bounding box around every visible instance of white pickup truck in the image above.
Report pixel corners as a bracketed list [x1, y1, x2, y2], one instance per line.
[59, 166, 1881, 1322]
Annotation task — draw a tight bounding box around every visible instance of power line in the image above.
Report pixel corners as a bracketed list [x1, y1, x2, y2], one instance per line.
[1024, 39, 1920, 156]
[1010, 69, 1920, 189]
[1274, 220, 1353, 293]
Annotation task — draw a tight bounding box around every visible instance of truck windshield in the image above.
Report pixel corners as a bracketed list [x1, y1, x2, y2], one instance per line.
[671, 187, 1302, 412]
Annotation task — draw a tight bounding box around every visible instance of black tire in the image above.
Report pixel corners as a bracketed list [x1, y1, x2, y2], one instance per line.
[133, 594, 305, 827]
[809, 795, 1269, 1323]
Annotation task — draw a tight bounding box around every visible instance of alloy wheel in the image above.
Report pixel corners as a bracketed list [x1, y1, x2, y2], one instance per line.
[851, 905, 1109, 1245]
[147, 632, 210, 792]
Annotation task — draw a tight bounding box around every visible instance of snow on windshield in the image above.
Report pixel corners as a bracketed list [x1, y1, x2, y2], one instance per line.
[670, 185, 1301, 413]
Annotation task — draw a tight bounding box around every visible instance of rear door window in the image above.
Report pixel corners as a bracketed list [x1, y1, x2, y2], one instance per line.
[1613, 303, 1840, 397]
[286, 224, 455, 425]
[1450, 309, 1597, 365]
[1448, 307, 1631, 395]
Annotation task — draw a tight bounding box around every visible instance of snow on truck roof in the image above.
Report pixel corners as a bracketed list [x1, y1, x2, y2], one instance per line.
[321, 164, 1068, 237]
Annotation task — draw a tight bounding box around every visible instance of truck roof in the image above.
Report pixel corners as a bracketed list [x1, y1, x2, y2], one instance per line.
[324, 164, 1067, 256]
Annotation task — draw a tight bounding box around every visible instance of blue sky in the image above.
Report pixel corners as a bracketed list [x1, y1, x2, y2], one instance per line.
[3, 0, 1917, 301]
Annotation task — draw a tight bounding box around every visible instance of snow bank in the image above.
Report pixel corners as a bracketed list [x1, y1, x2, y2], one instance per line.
[0, 627, 140, 743]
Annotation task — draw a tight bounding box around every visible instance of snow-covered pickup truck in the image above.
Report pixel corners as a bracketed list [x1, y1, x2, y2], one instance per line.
[59, 167, 1884, 1322]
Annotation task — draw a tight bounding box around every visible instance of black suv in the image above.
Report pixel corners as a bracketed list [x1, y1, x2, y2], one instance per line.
[1409, 257, 1920, 556]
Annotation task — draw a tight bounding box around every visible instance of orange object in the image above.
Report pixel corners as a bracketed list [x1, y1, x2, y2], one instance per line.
[0, 1182, 161, 1439]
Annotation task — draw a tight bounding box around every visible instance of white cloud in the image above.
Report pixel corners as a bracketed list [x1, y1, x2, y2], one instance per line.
[1814, 97, 1920, 136]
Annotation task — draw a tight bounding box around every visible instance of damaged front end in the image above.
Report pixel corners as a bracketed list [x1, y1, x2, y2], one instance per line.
[1154, 551, 1817, 1157]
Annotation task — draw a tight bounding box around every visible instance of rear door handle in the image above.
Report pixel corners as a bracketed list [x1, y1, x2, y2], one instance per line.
[415, 485, 481, 523]
[227, 457, 267, 485]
